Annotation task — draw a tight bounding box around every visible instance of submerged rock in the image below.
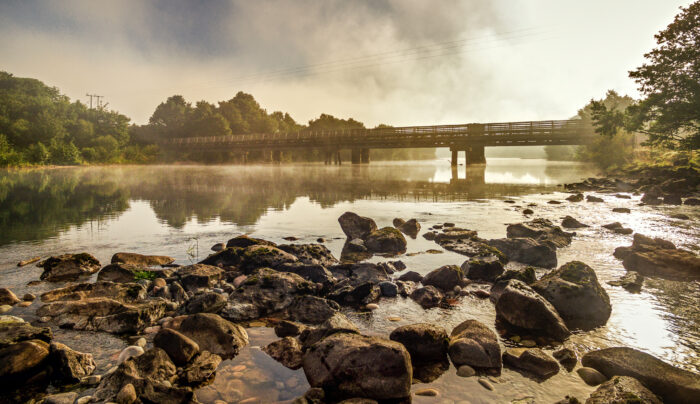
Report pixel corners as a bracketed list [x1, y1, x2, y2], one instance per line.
[488, 237, 557, 268]
[410, 286, 443, 309]
[111, 252, 175, 267]
[506, 218, 574, 248]
[389, 323, 448, 364]
[263, 337, 304, 369]
[585, 375, 662, 404]
[422, 265, 463, 291]
[502, 348, 560, 379]
[338, 212, 378, 240]
[448, 320, 501, 370]
[39, 253, 101, 281]
[615, 234, 700, 280]
[163, 313, 248, 360]
[608, 271, 644, 292]
[364, 227, 407, 254]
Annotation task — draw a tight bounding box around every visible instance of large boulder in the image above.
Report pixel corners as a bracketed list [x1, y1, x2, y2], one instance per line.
[178, 351, 221, 386]
[153, 327, 200, 366]
[328, 282, 380, 306]
[97, 263, 173, 283]
[0, 322, 52, 348]
[338, 212, 378, 240]
[585, 375, 662, 404]
[174, 264, 225, 291]
[226, 235, 276, 249]
[36, 297, 167, 334]
[49, 342, 96, 384]
[39, 253, 101, 281]
[239, 245, 299, 272]
[111, 252, 175, 267]
[506, 218, 574, 248]
[582, 347, 700, 404]
[615, 234, 700, 280]
[40, 281, 146, 303]
[488, 237, 557, 268]
[227, 268, 316, 317]
[278, 244, 338, 267]
[421, 265, 463, 291]
[0, 339, 50, 381]
[287, 295, 339, 324]
[329, 263, 390, 287]
[302, 333, 412, 400]
[397, 219, 421, 238]
[163, 313, 248, 359]
[276, 262, 336, 288]
[532, 261, 611, 330]
[300, 312, 360, 348]
[462, 258, 505, 282]
[183, 291, 227, 314]
[448, 320, 501, 370]
[364, 227, 407, 254]
[389, 323, 448, 364]
[410, 286, 443, 309]
[263, 337, 304, 370]
[0, 288, 20, 306]
[502, 348, 560, 379]
[495, 280, 570, 341]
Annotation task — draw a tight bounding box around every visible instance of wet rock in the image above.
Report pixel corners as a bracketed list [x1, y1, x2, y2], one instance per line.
[393, 218, 406, 227]
[153, 327, 200, 366]
[398, 271, 422, 283]
[0, 321, 52, 348]
[488, 237, 557, 268]
[275, 320, 306, 337]
[164, 313, 248, 359]
[40, 281, 146, 303]
[42, 391, 79, 404]
[0, 339, 50, 380]
[346, 238, 367, 252]
[226, 235, 276, 249]
[585, 375, 662, 404]
[39, 253, 101, 281]
[364, 227, 407, 254]
[338, 212, 378, 240]
[462, 258, 504, 282]
[111, 252, 175, 267]
[448, 319, 501, 370]
[118, 346, 145, 363]
[615, 234, 700, 280]
[211, 243, 225, 252]
[507, 218, 574, 248]
[641, 192, 662, 205]
[277, 262, 336, 288]
[37, 297, 167, 334]
[456, 364, 476, 377]
[503, 348, 559, 379]
[582, 347, 700, 404]
[98, 263, 173, 283]
[49, 341, 96, 384]
[436, 232, 507, 262]
[328, 281, 380, 306]
[608, 271, 644, 292]
[396, 280, 416, 297]
[378, 281, 398, 297]
[174, 264, 225, 291]
[300, 312, 360, 348]
[0, 288, 20, 306]
[566, 193, 584, 202]
[532, 261, 611, 330]
[287, 295, 339, 324]
[397, 219, 421, 238]
[116, 383, 137, 404]
[410, 286, 443, 309]
[263, 336, 304, 369]
[302, 333, 412, 400]
[553, 347, 578, 372]
[562, 216, 589, 229]
[240, 245, 299, 271]
[577, 367, 607, 386]
[184, 291, 226, 314]
[495, 267, 537, 285]
[414, 388, 439, 397]
[422, 265, 463, 291]
[179, 351, 222, 386]
[278, 243, 338, 267]
[523, 208, 534, 215]
[228, 268, 315, 316]
[389, 323, 448, 364]
[586, 195, 604, 202]
[495, 280, 570, 341]
[422, 231, 437, 241]
[684, 197, 700, 205]
[612, 207, 631, 213]
[329, 262, 390, 288]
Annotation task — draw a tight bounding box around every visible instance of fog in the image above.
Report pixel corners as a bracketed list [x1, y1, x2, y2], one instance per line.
[0, 0, 691, 126]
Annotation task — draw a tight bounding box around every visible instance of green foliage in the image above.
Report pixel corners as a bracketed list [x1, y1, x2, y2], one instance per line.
[133, 270, 157, 281]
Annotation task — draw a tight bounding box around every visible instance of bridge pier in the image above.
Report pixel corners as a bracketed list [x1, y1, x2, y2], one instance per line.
[451, 148, 458, 166]
[335, 150, 342, 165]
[324, 150, 332, 165]
[465, 145, 486, 165]
[272, 150, 281, 163]
[360, 148, 370, 164]
[351, 149, 361, 164]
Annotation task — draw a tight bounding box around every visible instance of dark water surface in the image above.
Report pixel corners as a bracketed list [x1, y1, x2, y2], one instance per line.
[0, 159, 698, 403]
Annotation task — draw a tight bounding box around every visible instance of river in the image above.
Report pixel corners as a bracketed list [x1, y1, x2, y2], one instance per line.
[0, 159, 698, 403]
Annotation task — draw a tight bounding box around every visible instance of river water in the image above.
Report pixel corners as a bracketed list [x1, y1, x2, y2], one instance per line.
[0, 159, 698, 403]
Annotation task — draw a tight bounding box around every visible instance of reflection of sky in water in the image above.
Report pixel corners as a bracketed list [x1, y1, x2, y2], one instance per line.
[431, 158, 596, 184]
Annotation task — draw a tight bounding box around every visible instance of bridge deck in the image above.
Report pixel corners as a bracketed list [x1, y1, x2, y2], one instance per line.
[161, 119, 593, 151]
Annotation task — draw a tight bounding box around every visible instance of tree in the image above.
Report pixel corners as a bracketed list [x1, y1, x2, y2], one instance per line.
[149, 95, 192, 138]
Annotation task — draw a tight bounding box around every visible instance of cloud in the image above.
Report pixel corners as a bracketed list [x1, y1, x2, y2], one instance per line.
[0, 0, 691, 126]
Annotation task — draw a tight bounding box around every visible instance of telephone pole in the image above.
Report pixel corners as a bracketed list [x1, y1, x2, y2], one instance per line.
[85, 93, 104, 109]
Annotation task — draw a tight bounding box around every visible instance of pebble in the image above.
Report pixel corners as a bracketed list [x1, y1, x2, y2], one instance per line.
[488, 376, 500, 383]
[365, 303, 379, 310]
[248, 321, 265, 327]
[22, 293, 35, 301]
[152, 278, 167, 288]
[116, 383, 137, 404]
[239, 398, 260, 404]
[157, 316, 173, 325]
[577, 367, 607, 386]
[0, 305, 11, 314]
[510, 335, 521, 343]
[520, 339, 536, 347]
[233, 275, 247, 287]
[144, 326, 160, 334]
[76, 396, 93, 404]
[316, 238, 325, 243]
[117, 346, 145, 364]
[387, 316, 402, 322]
[456, 365, 476, 377]
[415, 388, 439, 397]
[212, 287, 224, 294]
[17, 301, 32, 307]
[286, 377, 299, 388]
[232, 371, 244, 378]
[231, 364, 246, 372]
[478, 378, 494, 391]
[135, 337, 147, 348]
[82, 374, 101, 385]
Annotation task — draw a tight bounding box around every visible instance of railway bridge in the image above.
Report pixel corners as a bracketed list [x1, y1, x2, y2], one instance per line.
[160, 119, 593, 165]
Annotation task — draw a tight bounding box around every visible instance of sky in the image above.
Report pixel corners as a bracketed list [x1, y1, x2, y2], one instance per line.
[0, 0, 692, 126]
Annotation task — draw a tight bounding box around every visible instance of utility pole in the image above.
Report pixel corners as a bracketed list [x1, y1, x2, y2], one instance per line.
[85, 93, 103, 109]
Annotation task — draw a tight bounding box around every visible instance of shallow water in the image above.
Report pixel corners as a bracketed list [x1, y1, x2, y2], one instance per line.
[0, 159, 698, 403]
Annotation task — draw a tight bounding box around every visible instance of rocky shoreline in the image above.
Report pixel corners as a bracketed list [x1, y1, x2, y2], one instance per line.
[1, 169, 699, 404]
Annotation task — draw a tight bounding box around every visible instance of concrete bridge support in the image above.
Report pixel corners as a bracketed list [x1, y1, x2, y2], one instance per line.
[335, 150, 342, 165]
[360, 148, 370, 164]
[451, 148, 458, 166]
[351, 149, 361, 164]
[272, 150, 282, 163]
[465, 145, 486, 165]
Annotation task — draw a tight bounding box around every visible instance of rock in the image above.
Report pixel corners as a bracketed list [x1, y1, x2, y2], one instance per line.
[49, 341, 96, 384]
[153, 327, 200, 366]
[414, 388, 438, 397]
[226, 235, 276, 249]
[553, 347, 578, 372]
[577, 367, 607, 386]
[263, 337, 304, 369]
[116, 383, 137, 404]
[346, 238, 367, 252]
[684, 197, 700, 205]
[410, 286, 443, 309]
[608, 271, 644, 292]
[456, 364, 476, 377]
[164, 313, 248, 359]
[562, 216, 589, 229]
[506, 218, 574, 248]
[389, 323, 448, 364]
[37, 296, 166, 334]
[585, 375, 662, 404]
[118, 346, 145, 364]
[488, 237, 557, 268]
[586, 195, 604, 202]
[478, 378, 494, 390]
[299, 312, 360, 348]
[278, 243, 338, 267]
[174, 264, 225, 291]
[495, 267, 537, 285]
[393, 218, 406, 227]
[39, 253, 101, 281]
[274, 320, 306, 337]
[40, 281, 146, 303]
[422, 265, 463, 291]
[211, 243, 225, 252]
[502, 348, 560, 379]
[396, 280, 416, 297]
[239, 245, 299, 271]
[378, 281, 398, 297]
[0, 321, 52, 348]
[364, 227, 407, 254]
[422, 231, 437, 241]
[398, 219, 421, 238]
[641, 192, 662, 205]
[448, 320, 501, 370]
[364, 303, 379, 310]
[532, 261, 611, 330]
[111, 252, 175, 267]
[0, 339, 50, 380]
[184, 291, 227, 314]
[0, 288, 20, 306]
[229, 268, 316, 316]
[98, 263, 172, 283]
[22, 293, 35, 301]
[523, 209, 534, 215]
[582, 347, 700, 404]
[435, 231, 506, 262]
[338, 212, 378, 240]
[495, 280, 570, 341]
[670, 213, 689, 220]
[287, 295, 338, 324]
[566, 193, 584, 202]
[179, 350, 222, 386]
[616, 234, 700, 280]
[42, 392, 79, 404]
[302, 333, 412, 400]
[612, 207, 631, 213]
[397, 271, 422, 283]
[328, 282, 380, 306]
[0, 305, 11, 313]
[462, 258, 504, 282]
